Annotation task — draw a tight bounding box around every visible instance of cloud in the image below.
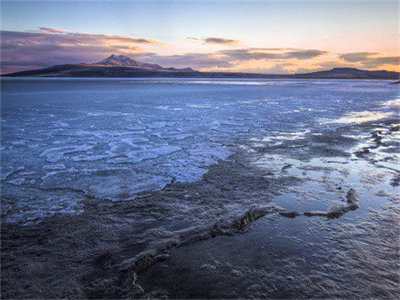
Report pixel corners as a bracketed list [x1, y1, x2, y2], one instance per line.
[284, 49, 329, 60]
[1, 28, 162, 73]
[1, 28, 330, 74]
[39, 27, 70, 33]
[135, 52, 231, 69]
[251, 47, 300, 51]
[360, 56, 400, 68]
[134, 48, 329, 72]
[186, 36, 240, 46]
[219, 48, 328, 61]
[219, 49, 281, 60]
[338, 51, 399, 69]
[203, 37, 240, 45]
[318, 61, 354, 68]
[2, 28, 397, 74]
[338, 52, 380, 62]
[139, 49, 328, 69]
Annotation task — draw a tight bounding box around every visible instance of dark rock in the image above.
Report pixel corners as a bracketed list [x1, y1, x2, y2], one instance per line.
[355, 148, 370, 157]
[304, 202, 359, 219]
[389, 125, 400, 132]
[280, 211, 300, 218]
[143, 289, 169, 299]
[346, 188, 359, 204]
[304, 188, 359, 219]
[326, 210, 346, 219]
[120, 252, 169, 273]
[281, 164, 292, 171]
[390, 173, 400, 187]
[230, 206, 269, 230]
[304, 211, 328, 217]
[120, 205, 282, 276]
[179, 231, 212, 246]
[132, 283, 144, 296]
[371, 132, 386, 146]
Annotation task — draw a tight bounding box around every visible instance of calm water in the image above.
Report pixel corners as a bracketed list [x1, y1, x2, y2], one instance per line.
[1, 78, 399, 298]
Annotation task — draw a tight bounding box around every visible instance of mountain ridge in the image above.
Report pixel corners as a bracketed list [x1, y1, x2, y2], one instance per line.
[2, 55, 399, 79]
[91, 54, 196, 72]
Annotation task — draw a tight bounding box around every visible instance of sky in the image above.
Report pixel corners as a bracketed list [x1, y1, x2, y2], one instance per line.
[1, 0, 399, 74]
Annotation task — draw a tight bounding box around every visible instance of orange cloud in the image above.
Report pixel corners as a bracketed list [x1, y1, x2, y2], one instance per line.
[203, 37, 240, 45]
[39, 27, 70, 33]
[1, 27, 399, 74]
[338, 52, 399, 70]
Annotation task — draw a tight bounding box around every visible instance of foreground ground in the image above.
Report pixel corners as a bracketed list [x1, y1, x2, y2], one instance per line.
[2, 116, 399, 299]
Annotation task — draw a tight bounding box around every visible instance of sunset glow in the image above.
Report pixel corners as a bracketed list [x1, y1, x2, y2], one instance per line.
[1, 1, 399, 74]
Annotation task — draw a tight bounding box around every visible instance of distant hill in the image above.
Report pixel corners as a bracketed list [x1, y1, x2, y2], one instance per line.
[2, 55, 399, 80]
[293, 68, 399, 80]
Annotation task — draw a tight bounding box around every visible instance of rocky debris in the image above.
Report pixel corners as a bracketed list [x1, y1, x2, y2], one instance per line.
[280, 211, 301, 218]
[221, 205, 280, 231]
[119, 191, 363, 284]
[281, 164, 292, 171]
[304, 188, 359, 219]
[304, 206, 356, 219]
[231, 269, 243, 277]
[287, 276, 295, 281]
[371, 132, 385, 147]
[142, 289, 169, 299]
[281, 189, 360, 219]
[83, 268, 146, 300]
[200, 263, 217, 270]
[176, 226, 215, 247]
[355, 148, 370, 157]
[181, 205, 284, 242]
[390, 173, 400, 187]
[354, 125, 400, 157]
[311, 132, 358, 146]
[120, 251, 169, 273]
[303, 211, 330, 217]
[119, 205, 283, 274]
[346, 188, 359, 205]
[375, 189, 391, 197]
[132, 283, 145, 296]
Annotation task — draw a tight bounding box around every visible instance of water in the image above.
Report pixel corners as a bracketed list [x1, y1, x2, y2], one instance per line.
[1, 78, 399, 298]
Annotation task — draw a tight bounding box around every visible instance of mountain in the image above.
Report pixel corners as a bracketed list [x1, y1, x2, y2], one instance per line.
[2, 56, 399, 80]
[293, 68, 399, 80]
[96, 54, 163, 70]
[94, 54, 195, 72]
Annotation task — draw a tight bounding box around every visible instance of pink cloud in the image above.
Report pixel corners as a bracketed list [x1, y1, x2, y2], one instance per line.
[1, 28, 161, 73]
[39, 27, 70, 33]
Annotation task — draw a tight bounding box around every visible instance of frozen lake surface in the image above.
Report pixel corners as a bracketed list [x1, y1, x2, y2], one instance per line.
[1, 78, 399, 298]
[1, 78, 397, 223]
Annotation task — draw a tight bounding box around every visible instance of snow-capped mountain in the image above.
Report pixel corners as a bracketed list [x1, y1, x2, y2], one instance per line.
[96, 54, 193, 72]
[97, 54, 162, 69]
